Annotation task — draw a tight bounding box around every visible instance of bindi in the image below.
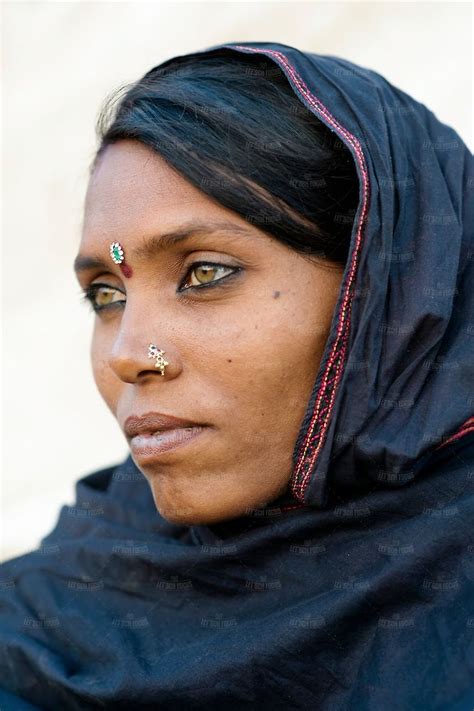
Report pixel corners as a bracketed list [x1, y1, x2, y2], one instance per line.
[109, 241, 133, 278]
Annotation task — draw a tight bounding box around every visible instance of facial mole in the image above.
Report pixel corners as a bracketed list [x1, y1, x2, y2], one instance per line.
[273, 290, 281, 298]
[227, 359, 232, 363]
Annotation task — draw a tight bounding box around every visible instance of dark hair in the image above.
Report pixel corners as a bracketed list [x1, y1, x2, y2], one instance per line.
[93, 50, 359, 266]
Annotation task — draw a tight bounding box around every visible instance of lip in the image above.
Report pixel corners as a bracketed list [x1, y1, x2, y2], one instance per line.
[129, 427, 207, 462]
[124, 411, 206, 439]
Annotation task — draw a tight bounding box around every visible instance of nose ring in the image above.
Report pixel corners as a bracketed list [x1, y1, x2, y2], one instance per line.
[148, 344, 169, 376]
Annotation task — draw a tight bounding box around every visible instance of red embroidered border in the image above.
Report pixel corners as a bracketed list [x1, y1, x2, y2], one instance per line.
[224, 45, 370, 502]
[434, 416, 474, 451]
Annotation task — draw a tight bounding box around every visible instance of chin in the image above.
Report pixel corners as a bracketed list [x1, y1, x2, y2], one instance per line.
[155, 505, 230, 527]
[150, 487, 252, 527]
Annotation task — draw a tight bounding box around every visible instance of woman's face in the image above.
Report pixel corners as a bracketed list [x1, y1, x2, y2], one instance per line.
[76, 139, 345, 525]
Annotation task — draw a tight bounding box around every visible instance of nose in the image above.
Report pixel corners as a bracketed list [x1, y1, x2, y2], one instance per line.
[107, 311, 181, 384]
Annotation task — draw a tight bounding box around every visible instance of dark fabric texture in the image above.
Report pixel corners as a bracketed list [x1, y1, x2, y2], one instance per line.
[1, 41, 473, 710]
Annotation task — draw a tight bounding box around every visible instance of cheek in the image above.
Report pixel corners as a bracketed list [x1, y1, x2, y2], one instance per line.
[198, 294, 331, 437]
[90, 326, 118, 409]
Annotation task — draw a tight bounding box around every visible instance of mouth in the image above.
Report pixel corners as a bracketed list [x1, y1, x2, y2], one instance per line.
[129, 426, 208, 462]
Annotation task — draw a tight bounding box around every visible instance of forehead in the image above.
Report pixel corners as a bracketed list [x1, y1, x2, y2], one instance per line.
[81, 140, 212, 246]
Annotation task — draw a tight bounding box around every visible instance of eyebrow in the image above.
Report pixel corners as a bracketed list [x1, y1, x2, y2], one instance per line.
[73, 220, 256, 274]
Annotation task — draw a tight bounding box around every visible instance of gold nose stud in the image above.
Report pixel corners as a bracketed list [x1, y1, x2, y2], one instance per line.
[147, 344, 169, 376]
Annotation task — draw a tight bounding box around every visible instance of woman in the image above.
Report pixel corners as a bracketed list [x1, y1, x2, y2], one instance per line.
[1, 40, 473, 710]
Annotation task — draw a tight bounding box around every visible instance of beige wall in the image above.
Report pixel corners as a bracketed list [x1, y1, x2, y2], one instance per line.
[2, 1, 472, 561]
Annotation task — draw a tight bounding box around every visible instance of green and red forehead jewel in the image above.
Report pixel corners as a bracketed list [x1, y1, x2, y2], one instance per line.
[110, 242, 133, 278]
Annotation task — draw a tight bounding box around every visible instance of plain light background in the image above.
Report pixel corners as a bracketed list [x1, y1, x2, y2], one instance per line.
[2, 1, 473, 562]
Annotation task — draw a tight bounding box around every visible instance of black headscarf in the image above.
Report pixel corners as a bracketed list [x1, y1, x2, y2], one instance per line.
[1, 41, 473, 710]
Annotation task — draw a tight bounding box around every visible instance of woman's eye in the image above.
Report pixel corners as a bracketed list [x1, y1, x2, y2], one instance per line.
[179, 262, 238, 291]
[80, 262, 239, 314]
[81, 284, 125, 313]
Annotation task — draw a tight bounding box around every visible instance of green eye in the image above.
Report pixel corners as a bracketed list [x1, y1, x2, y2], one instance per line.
[80, 261, 241, 315]
[81, 284, 125, 313]
[180, 262, 239, 290]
